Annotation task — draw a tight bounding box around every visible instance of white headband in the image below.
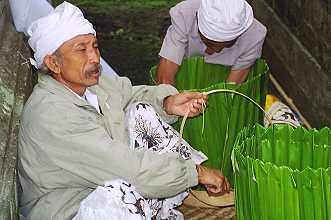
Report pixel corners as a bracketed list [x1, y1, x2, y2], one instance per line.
[27, 1, 96, 68]
[197, 0, 254, 42]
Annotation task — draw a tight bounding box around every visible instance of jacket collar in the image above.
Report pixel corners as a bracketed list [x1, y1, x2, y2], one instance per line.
[38, 74, 93, 108]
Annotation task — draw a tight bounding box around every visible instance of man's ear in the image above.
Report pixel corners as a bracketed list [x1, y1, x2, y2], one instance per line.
[43, 55, 61, 74]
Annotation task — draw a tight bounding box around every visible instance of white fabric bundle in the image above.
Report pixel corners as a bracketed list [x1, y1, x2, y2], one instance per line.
[73, 180, 153, 220]
[27, 1, 96, 68]
[197, 0, 254, 42]
[9, 0, 53, 35]
[264, 100, 301, 128]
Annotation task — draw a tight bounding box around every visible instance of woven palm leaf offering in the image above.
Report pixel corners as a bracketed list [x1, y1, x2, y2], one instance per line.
[150, 57, 269, 207]
[232, 124, 331, 219]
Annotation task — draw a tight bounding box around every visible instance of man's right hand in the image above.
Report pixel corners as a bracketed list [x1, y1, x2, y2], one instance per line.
[196, 165, 230, 195]
[156, 57, 179, 85]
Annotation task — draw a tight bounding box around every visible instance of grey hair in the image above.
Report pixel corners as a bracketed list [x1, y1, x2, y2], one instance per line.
[39, 64, 51, 75]
[40, 48, 63, 75]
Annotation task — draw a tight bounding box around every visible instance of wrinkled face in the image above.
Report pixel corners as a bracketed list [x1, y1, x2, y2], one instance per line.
[46, 34, 101, 95]
[198, 30, 237, 55]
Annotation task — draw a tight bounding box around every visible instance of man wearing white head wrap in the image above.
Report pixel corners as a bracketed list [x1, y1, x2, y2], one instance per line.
[18, 2, 229, 220]
[27, 1, 96, 69]
[197, 0, 254, 42]
[9, 0, 117, 75]
[156, 0, 267, 85]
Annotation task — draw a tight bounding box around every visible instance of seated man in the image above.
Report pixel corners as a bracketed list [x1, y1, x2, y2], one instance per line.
[18, 2, 229, 220]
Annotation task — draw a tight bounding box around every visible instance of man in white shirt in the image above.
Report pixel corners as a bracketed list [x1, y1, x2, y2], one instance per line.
[156, 0, 267, 85]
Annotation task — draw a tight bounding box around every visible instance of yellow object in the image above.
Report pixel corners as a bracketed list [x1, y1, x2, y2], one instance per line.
[264, 94, 280, 111]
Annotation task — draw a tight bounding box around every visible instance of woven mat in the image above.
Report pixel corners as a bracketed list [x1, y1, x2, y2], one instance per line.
[178, 204, 236, 220]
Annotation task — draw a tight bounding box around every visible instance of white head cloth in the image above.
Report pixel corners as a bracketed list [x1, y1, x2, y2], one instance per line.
[197, 0, 254, 42]
[27, 1, 96, 68]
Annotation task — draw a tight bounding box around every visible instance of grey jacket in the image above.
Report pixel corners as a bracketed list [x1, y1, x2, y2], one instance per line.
[18, 74, 198, 220]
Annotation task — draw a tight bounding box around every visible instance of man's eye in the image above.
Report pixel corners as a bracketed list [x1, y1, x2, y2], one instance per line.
[76, 47, 86, 51]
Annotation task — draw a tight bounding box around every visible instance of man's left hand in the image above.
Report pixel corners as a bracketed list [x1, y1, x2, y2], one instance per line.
[163, 92, 208, 117]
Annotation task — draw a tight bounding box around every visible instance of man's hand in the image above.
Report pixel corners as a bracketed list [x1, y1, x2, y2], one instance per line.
[163, 92, 208, 117]
[196, 165, 230, 195]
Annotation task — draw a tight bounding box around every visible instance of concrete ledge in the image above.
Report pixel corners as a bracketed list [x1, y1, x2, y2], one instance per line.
[249, 0, 331, 128]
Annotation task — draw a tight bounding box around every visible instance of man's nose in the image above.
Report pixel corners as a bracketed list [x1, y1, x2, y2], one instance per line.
[89, 49, 100, 64]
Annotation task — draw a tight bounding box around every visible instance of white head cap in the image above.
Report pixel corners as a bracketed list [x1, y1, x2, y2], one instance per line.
[27, 1, 96, 68]
[197, 0, 254, 42]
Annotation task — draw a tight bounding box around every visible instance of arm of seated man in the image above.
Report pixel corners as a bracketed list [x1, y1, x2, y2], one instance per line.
[26, 102, 197, 199]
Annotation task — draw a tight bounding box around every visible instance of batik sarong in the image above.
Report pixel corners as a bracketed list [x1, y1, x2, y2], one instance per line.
[74, 102, 207, 220]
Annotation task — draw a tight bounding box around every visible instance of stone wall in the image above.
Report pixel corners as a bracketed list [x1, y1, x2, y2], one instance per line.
[249, 0, 331, 128]
[268, 0, 330, 71]
[0, 0, 34, 219]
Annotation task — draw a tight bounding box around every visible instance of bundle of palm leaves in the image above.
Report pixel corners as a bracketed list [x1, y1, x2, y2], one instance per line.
[232, 124, 331, 219]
